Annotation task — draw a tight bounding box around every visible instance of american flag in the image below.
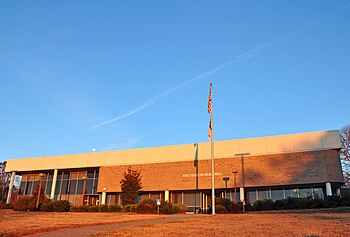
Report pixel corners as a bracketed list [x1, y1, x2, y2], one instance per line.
[208, 118, 212, 140]
[208, 82, 212, 114]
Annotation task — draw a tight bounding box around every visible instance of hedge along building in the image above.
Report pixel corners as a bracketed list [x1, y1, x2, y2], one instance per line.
[5, 130, 344, 210]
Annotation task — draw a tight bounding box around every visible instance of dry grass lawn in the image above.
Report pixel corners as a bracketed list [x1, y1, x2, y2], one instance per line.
[0, 209, 164, 236]
[93, 209, 350, 237]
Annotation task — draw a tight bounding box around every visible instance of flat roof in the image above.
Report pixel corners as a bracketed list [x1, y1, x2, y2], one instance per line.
[5, 130, 341, 172]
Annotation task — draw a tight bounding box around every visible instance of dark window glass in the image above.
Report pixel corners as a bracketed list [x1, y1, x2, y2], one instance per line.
[33, 181, 39, 193]
[61, 180, 68, 194]
[19, 182, 26, 196]
[70, 172, 78, 180]
[299, 188, 312, 198]
[77, 180, 84, 194]
[63, 172, 69, 179]
[271, 190, 284, 201]
[25, 182, 33, 195]
[46, 181, 52, 195]
[285, 189, 298, 198]
[94, 172, 99, 179]
[47, 173, 53, 181]
[55, 180, 61, 194]
[57, 172, 62, 181]
[92, 182, 97, 194]
[85, 180, 93, 194]
[87, 171, 94, 179]
[248, 190, 257, 204]
[69, 180, 77, 194]
[257, 190, 268, 200]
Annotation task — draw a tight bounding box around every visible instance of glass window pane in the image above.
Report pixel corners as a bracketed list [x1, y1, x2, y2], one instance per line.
[77, 171, 86, 180]
[77, 180, 84, 194]
[257, 190, 268, 200]
[248, 190, 257, 204]
[285, 189, 298, 198]
[271, 190, 284, 201]
[25, 182, 33, 195]
[61, 180, 68, 194]
[45, 181, 52, 195]
[87, 171, 94, 179]
[94, 172, 99, 179]
[312, 188, 324, 199]
[69, 180, 77, 194]
[19, 182, 26, 196]
[55, 180, 61, 194]
[62, 172, 69, 179]
[85, 180, 93, 194]
[299, 188, 312, 198]
[47, 173, 53, 181]
[183, 193, 195, 206]
[92, 179, 98, 194]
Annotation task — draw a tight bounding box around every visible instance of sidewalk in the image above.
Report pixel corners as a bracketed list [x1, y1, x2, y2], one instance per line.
[28, 214, 201, 237]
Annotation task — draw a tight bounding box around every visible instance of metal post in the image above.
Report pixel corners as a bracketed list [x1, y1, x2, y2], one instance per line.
[232, 170, 238, 204]
[36, 173, 46, 209]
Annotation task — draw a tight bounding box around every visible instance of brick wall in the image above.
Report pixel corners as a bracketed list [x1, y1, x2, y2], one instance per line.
[97, 149, 343, 192]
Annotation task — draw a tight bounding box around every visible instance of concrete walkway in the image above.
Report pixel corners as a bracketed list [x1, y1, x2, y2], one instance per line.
[28, 214, 201, 237]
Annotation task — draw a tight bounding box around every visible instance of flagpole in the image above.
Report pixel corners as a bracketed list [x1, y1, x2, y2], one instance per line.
[209, 82, 215, 215]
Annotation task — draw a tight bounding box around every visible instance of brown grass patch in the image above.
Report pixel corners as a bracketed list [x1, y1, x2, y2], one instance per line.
[93, 211, 350, 237]
[0, 210, 164, 236]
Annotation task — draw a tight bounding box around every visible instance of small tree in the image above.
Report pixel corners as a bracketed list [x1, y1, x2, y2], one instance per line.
[340, 125, 350, 187]
[0, 161, 11, 203]
[120, 167, 142, 205]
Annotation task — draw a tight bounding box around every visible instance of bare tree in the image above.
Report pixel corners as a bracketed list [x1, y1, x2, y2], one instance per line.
[340, 125, 350, 187]
[0, 161, 11, 203]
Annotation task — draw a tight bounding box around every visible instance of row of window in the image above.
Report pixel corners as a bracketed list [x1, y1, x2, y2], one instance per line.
[19, 169, 99, 202]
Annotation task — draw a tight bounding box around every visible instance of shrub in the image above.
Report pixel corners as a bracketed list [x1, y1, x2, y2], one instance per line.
[273, 199, 287, 210]
[215, 204, 227, 214]
[160, 201, 174, 214]
[231, 202, 243, 213]
[108, 205, 122, 212]
[52, 200, 71, 212]
[70, 206, 78, 212]
[77, 205, 89, 212]
[136, 202, 156, 214]
[40, 202, 54, 212]
[173, 204, 187, 214]
[216, 198, 232, 212]
[124, 204, 138, 212]
[324, 195, 342, 208]
[88, 206, 99, 212]
[13, 196, 34, 211]
[98, 205, 109, 212]
[0, 203, 14, 209]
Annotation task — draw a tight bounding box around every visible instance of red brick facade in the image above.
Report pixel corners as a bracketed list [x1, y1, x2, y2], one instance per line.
[98, 149, 343, 192]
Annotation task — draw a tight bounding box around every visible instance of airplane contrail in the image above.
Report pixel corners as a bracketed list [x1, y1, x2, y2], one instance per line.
[90, 15, 327, 130]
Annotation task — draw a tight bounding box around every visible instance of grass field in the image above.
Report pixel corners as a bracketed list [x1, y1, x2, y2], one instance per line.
[0, 208, 349, 237]
[0, 210, 164, 236]
[93, 208, 350, 237]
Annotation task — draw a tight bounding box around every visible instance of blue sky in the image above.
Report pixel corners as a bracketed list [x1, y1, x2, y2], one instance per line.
[1, 1, 349, 161]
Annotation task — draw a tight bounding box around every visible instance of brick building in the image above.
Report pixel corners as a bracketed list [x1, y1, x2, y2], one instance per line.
[5, 130, 344, 210]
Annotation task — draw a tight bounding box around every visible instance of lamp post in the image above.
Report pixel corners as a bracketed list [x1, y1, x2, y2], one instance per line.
[36, 173, 46, 209]
[223, 177, 230, 198]
[82, 176, 88, 205]
[232, 169, 238, 204]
